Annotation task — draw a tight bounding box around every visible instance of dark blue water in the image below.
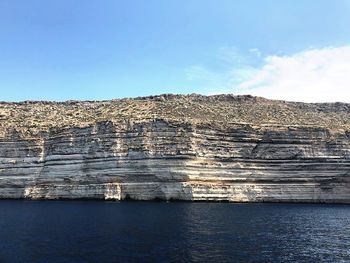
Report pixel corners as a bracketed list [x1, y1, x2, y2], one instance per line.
[0, 201, 349, 263]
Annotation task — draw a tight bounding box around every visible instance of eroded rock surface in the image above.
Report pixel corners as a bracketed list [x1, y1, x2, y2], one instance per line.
[0, 94, 349, 202]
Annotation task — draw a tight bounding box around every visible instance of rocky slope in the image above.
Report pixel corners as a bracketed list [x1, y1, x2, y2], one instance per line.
[0, 94, 349, 202]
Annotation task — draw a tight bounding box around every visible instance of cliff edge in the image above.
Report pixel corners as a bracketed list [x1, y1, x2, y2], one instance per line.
[0, 94, 349, 202]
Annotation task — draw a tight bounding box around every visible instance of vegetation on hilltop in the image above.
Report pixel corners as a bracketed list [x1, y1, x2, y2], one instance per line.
[0, 94, 349, 136]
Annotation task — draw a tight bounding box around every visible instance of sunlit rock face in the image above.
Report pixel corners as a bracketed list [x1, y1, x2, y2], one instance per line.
[0, 94, 349, 202]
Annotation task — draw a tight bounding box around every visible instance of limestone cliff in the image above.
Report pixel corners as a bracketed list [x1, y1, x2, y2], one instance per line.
[0, 94, 349, 202]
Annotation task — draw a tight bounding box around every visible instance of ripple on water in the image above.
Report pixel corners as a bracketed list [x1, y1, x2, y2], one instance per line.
[0, 201, 349, 263]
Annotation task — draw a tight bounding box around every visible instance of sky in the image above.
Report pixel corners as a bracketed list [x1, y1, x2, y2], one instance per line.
[0, 0, 350, 102]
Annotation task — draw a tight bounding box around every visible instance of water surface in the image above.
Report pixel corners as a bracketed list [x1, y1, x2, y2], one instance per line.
[0, 201, 349, 263]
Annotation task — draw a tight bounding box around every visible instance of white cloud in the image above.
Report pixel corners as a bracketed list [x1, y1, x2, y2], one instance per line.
[187, 45, 350, 102]
[238, 46, 350, 102]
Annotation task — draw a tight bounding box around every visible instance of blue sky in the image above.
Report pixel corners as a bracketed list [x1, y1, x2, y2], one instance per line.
[1, 0, 350, 101]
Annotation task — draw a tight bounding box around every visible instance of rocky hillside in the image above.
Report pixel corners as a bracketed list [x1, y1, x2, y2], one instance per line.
[0, 94, 349, 202]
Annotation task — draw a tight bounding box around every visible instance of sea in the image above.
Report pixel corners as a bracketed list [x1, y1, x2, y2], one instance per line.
[0, 201, 349, 263]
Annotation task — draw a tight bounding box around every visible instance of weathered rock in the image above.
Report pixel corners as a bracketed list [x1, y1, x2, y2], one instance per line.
[0, 94, 349, 202]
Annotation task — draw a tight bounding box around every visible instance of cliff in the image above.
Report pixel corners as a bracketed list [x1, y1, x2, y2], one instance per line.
[0, 94, 349, 202]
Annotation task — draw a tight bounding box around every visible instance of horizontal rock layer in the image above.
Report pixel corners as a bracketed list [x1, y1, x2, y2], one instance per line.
[0, 109, 349, 202]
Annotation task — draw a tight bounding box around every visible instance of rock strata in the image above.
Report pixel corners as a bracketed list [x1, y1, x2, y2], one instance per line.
[0, 94, 349, 202]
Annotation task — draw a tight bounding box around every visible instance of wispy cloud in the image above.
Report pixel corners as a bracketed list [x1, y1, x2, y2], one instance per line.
[187, 45, 350, 102]
[185, 46, 262, 94]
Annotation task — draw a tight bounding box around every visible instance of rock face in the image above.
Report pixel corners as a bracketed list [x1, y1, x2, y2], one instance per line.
[0, 94, 349, 202]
